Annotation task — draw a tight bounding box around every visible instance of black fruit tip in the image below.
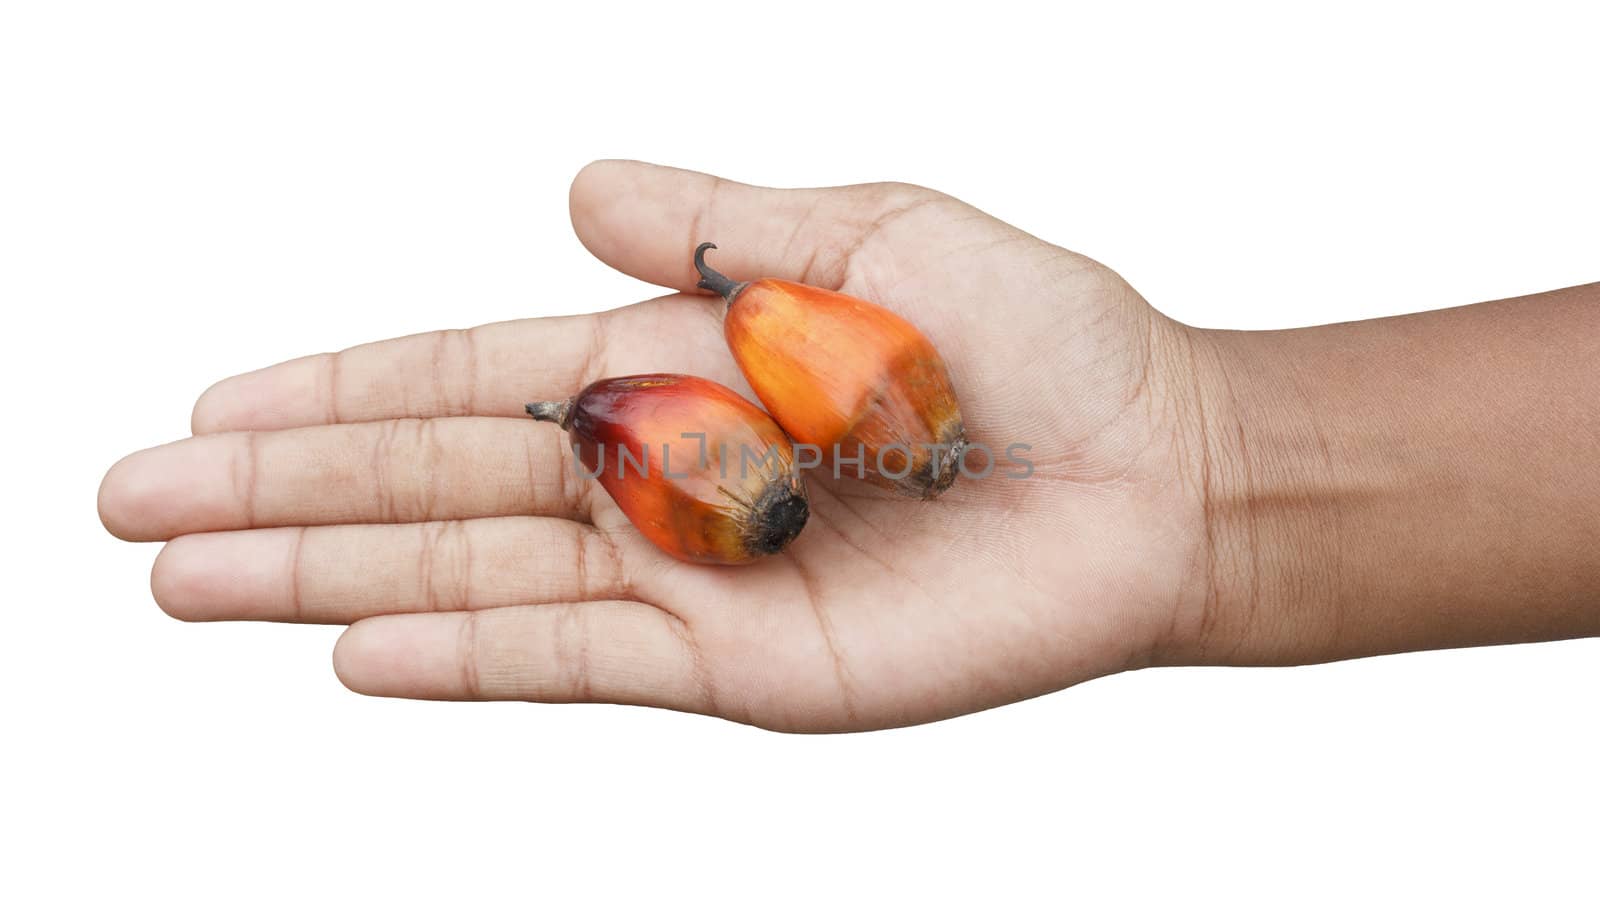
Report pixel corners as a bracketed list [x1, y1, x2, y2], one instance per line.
[747, 481, 810, 555]
[901, 423, 967, 500]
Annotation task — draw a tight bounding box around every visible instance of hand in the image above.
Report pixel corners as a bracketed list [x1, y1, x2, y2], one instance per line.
[98, 160, 1219, 731]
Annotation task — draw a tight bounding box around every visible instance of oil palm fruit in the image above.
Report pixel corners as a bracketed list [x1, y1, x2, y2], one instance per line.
[526, 373, 808, 565]
[694, 242, 967, 498]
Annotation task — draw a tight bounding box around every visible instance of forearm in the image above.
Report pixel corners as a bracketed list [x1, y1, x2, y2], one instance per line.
[1172, 282, 1600, 664]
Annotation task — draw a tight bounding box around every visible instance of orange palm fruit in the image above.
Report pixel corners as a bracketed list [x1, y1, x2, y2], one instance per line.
[525, 374, 808, 565]
[694, 242, 967, 498]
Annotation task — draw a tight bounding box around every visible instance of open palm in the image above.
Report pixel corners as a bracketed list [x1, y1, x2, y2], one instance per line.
[99, 160, 1208, 731]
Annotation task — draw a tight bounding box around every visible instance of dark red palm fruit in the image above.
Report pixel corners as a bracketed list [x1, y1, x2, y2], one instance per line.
[526, 374, 808, 565]
[693, 242, 967, 499]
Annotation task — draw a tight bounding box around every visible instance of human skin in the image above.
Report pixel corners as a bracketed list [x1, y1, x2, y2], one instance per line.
[96, 160, 1600, 732]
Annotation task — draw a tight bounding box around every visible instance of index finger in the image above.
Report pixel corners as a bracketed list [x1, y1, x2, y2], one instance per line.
[190, 294, 727, 434]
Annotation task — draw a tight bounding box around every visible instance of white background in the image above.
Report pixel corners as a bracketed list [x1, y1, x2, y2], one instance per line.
[4, 1, 1596, 908]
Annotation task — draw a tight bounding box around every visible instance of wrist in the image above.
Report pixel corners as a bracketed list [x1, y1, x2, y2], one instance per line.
[1157, 324, 1356, 666]
[1158, 293, 1600, 667]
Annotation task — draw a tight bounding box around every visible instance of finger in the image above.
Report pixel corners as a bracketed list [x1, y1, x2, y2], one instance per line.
[333, 601, 713, 713]
[99, 417, 580, 542]
[569, 159, 949, 293]
[191, 295, 727, 434]
[151, 517, 630, 624]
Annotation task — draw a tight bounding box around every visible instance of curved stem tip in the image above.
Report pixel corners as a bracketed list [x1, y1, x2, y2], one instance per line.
[693, 242, 745, 303]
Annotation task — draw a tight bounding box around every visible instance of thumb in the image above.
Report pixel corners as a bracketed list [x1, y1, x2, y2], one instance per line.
[568, 159, 953, 293]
